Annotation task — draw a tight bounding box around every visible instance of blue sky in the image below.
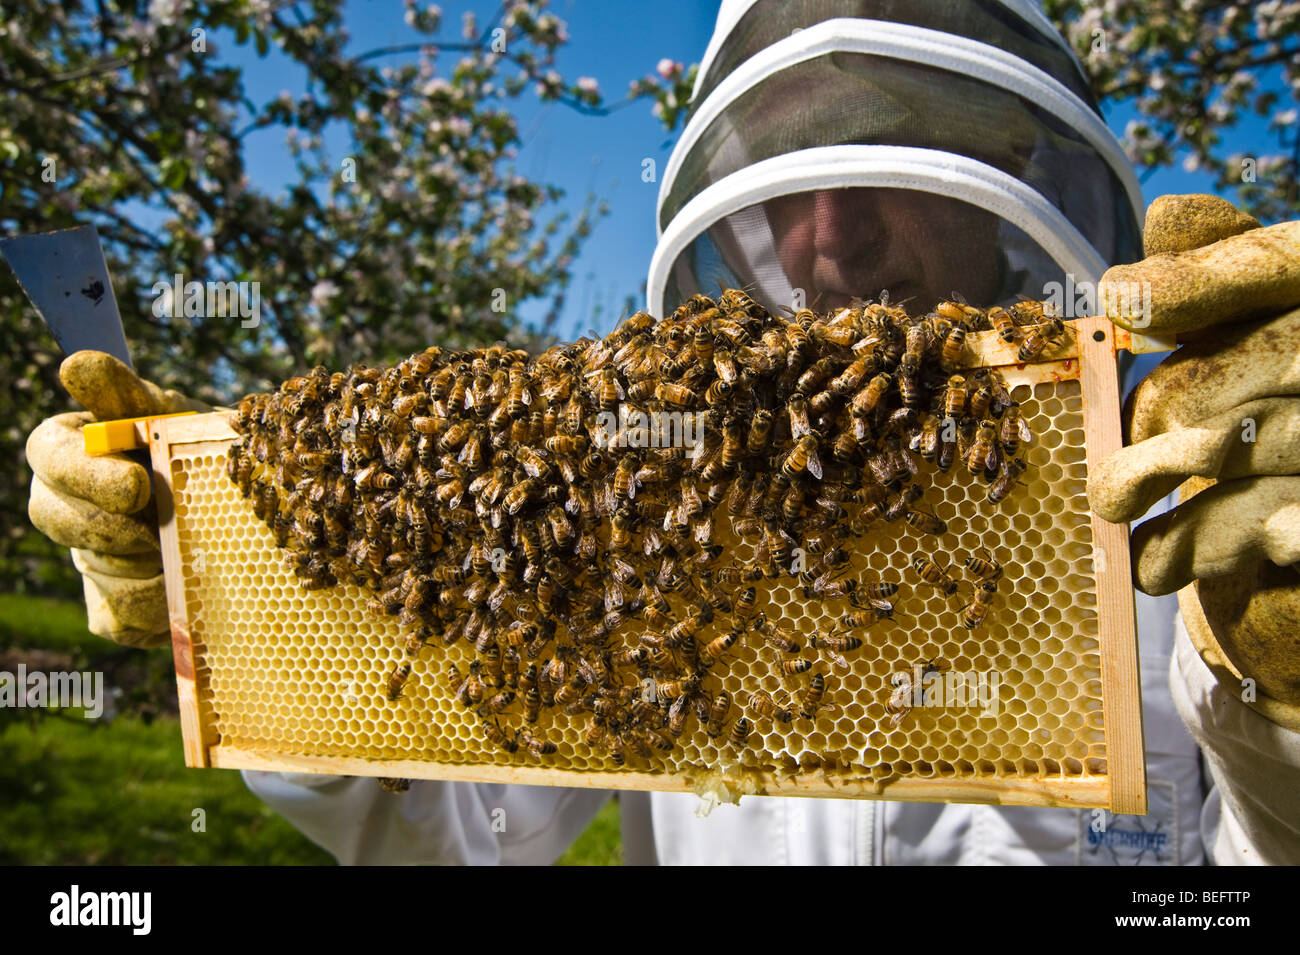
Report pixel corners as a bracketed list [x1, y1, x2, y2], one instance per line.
[225, 0, 715, 343]
[222, 0, 1289, 343]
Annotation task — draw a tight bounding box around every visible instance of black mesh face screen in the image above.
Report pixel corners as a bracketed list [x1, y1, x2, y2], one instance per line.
[661, 52, 1139, 266]
[692, 0, 1095, 112]
[662, 188, 1067, 316]
[762, 188, 1006, 311]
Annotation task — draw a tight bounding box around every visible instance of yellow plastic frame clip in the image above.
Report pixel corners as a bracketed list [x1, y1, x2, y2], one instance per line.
[83, 411, 197, 455]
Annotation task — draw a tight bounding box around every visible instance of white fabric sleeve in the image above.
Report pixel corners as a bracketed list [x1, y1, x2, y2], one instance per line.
[241, 771, 612, 865]
[1169, 614, 1300, 865]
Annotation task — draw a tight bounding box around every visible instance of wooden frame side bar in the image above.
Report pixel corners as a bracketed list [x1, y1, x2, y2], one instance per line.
[149, 416, 212, 768]
[1076, 318, 1146, 814]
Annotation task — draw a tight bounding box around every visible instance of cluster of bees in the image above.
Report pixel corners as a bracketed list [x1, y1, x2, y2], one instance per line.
[226, 289, 1059, 772]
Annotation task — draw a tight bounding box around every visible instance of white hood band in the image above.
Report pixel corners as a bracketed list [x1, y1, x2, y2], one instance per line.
[659, 17, 1143, 234]
[646, 144, 1110, 318]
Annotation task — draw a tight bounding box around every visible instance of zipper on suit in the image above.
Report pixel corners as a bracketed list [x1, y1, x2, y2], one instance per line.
[857, 799, 875, 865]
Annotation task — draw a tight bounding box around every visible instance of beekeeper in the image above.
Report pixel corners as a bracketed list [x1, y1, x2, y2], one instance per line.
[26, 0, 1300, 864]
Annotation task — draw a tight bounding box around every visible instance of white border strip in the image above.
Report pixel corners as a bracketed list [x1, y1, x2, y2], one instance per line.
[646, 145, 1111, 318]
[662, 17, 1143, 234]
[690, 0, 1085, 104]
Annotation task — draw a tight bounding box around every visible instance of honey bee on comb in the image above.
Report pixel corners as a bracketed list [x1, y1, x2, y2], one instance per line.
[224, 290, 1050, 769]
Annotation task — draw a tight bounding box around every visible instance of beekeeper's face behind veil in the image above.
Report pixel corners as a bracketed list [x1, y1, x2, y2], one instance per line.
[647, 0, 1146, 319]
[764, 187, 1002, 312]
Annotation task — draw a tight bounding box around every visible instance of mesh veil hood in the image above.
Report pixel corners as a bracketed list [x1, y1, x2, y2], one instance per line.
[646, 0, 1143, 317]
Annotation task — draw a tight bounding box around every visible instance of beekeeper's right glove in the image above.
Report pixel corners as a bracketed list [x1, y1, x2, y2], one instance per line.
[27, 351, 212, 648]
[1089, 195, 1300, 595]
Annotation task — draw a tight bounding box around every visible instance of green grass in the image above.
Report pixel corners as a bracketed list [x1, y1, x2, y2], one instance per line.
[0, 713, 334, 865]
[556, 797, 623, 865]
[0, 592, 624, 865]
[0, 592, 97, 656]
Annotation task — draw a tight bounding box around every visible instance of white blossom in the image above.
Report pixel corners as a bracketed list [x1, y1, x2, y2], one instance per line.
[310, 280, 340, 310]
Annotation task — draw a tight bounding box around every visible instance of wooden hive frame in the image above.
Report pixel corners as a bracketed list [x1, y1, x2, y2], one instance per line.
[150, 316, 1150, 813]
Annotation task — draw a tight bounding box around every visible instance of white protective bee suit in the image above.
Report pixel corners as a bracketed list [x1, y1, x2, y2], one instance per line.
[245, 0, 1300, 865]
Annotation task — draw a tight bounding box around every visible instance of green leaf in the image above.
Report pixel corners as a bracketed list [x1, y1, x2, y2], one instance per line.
[159, 157, 189, 190]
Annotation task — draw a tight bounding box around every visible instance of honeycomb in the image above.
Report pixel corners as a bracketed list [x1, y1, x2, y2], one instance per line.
[168, 377, 1106, 794]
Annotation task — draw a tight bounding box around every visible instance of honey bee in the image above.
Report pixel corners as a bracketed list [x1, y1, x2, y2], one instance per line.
[939, 325, 967, 371]
[1009, 299, 1050, 325]
[800, 671, 841, 720]
[748, 615, 795, 654]
[728, 717, 751, 748]
[706, 690, 732, 738]
[987, 306, 1019, 343]
[702, 624, 742, 664]
[964, 547, 1003, 582]
[884, 483, 922, 522]
[828, 354, 872, 396]
[787, 393, 812, 439]
[850, 372, 892, 417]
[782, 434, 822, 480]
[961, 579, 999, 630]
[713, 348, 740, 384]
[785, 322, 811, 364]
[544, 434, 587, 454]
[908, 415, 937, 464]
[904, 508, 947, 536]
[378, 777, 412, 793]
[593, 367, 625, 412]
[897, 363, 923, 409]
[665, 608, 710, 647]
[886, 660, 944, 727]
[944, 375, 967, 419]
[386, 661, 413, 701]
[667, 693, 692, 738]
[481, 688, 516, 714]
[657, 675, 699, 701]
[780, 658, 813, 677]
[746, 689, 794, 724]
[804, 568, 859, 603]
[902, 322, 929, 369]
[745, 409, 775, 455]
[812, 634, 863, 661]
[481, 718, 520, 753]
[987, 456, 1027, 505]
[655, 382, 697, 406]
[912, 555, 959, 596]
[999, 403, 1032, 454]
[966, 419, 999, 474]
[968, 379, 995, 421]
[693, 324, 715, 365]
[1017, 317, 1066, 362]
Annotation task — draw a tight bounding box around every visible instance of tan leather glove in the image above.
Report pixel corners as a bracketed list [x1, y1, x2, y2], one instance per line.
[27, 351, 212, 648]
[1088, 194, 1300, 708]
